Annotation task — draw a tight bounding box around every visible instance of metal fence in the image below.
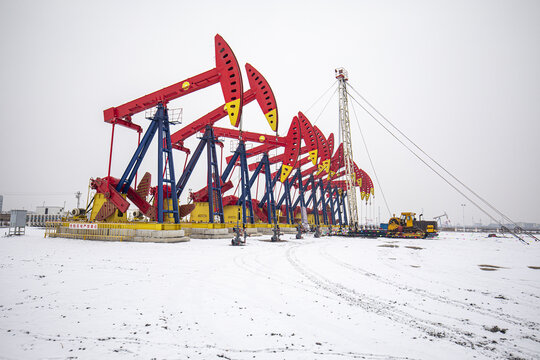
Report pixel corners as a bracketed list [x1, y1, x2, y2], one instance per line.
[45, 222, 136, 242]
[28, 214, 63, 227]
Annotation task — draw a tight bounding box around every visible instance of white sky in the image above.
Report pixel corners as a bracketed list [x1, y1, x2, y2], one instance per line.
[1, 0, 539, 225]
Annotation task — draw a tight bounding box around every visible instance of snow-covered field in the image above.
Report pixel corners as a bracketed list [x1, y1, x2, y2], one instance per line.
[0, 229, 539, 359]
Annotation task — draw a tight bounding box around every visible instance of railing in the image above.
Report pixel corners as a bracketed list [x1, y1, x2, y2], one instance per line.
[145, 107, 182, 124]
[45, 222, 135, 242]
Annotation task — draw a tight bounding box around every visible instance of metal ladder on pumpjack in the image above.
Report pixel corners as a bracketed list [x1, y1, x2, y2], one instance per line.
[207, 132, 224, 223]
[157, 105, 180, 223]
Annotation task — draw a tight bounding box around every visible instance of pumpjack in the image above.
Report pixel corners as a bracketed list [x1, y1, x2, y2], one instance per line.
[90, 34, 244, 224]
[86, 34, 377, 236]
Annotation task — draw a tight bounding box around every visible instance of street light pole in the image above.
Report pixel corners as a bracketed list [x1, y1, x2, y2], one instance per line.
[461, 203, 466, 231]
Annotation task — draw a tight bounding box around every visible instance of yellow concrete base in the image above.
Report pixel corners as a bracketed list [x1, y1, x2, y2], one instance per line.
[190, 202, 257, 224]
[45, 221, 189, 242]
[90, 193, 129, 223]
[152, 198, 176, 223]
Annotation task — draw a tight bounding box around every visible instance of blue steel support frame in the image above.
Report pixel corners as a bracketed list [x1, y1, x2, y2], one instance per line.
[259, 165, 281, 209]
[115, 121, 158, 194]
[156, 104, 179, 223]
[291, 169, 306, 211]
[221, 141, 254, 224]
[206, 129, 224, 223]
[236, 153, 276, 224]
[305, 175, 319, 226]
[326, 183, 336, 225]
[176, 126, 224, 223]
[238, 141, 254, 224]
[114, 103, 179, 223]
[318, 179, 328, 225]
[262, 155, 277, 224]
[284, 180, 293, 224]
[276, 178, 294, 224]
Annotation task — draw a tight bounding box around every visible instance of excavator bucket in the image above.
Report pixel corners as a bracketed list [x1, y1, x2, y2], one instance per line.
[246, 63, 278, 132]
[215, 34, 244, 127]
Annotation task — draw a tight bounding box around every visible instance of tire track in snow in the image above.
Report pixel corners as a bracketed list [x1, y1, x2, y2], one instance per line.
[320, 243, 540, 335]
[4, 328, 418, 360]
[286, 242, 539, 360]
[232, 240, 335, 300]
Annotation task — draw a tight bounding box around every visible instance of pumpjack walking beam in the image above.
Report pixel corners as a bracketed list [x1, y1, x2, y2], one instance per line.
[169, 63, 279, 150]
[104, 35, 243, 130]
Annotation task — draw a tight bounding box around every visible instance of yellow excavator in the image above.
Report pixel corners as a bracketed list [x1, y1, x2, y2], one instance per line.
[387, 212, 438, 238]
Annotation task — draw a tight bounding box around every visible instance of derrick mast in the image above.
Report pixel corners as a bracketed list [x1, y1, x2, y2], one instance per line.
[336, 68, 359, 226]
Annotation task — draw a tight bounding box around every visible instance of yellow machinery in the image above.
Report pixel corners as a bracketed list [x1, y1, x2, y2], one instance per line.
[90, 193, 128, 223]
[190, 203, 254, 224]
[90, 193, 182, 224]
[387, 212, 438, 238]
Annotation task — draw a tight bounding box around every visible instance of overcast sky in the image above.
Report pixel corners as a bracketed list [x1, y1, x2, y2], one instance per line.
[1, 0, 539, 225]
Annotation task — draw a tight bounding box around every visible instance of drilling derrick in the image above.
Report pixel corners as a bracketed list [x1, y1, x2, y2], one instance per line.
[336, 68, 359, 226]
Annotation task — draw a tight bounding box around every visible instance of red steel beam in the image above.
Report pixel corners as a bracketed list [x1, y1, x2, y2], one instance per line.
[103, 34, 243, 130]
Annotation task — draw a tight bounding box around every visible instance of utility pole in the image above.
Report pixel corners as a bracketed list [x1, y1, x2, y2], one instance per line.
[75, 191, 82, 208]
[336, 67, 358, 227]
[461, 203, 466, 231]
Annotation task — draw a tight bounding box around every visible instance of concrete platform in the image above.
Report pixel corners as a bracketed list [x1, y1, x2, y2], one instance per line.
[50, 226, 189, 243]
[280, 227, 297, 234]
[186, 227, 230, 239]
[245, 228, 260, 236]
[257, 227, 275, 235]
[132, 229, 189, 243]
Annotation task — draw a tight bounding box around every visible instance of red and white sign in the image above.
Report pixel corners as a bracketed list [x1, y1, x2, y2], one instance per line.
[69, 223, 98, 230]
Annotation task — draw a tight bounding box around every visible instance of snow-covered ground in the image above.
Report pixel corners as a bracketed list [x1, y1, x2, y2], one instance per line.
[0, 228, 539, 359]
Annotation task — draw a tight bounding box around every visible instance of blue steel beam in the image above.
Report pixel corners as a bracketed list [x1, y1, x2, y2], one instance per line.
[116, 120, 158, 194]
